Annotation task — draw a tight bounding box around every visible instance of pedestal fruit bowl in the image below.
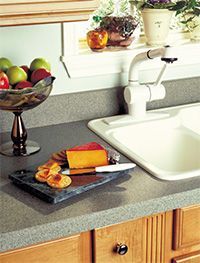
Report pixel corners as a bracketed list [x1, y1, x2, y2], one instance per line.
[0, 76, 55, 156]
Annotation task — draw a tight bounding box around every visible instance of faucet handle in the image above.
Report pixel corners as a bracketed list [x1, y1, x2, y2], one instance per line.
[124, 84, 150, 117]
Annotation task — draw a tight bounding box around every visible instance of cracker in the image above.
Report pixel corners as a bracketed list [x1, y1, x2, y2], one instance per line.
[51, 153, 66, 162]
[38, 160, 60, 171]
[35, 169, 51, 182]
[47, 174, 72, 189]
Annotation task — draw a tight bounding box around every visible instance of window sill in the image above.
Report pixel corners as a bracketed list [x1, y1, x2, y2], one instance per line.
[61, 24, 200, 84]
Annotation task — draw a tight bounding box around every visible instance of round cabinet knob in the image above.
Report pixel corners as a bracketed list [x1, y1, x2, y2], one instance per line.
[116, 243, 128, 255]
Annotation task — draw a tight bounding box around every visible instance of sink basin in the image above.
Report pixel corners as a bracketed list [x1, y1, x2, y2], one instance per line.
[88, 103, 200, 180]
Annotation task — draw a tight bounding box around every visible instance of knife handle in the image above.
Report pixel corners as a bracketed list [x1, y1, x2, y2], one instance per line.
[96, 163, 136, 173]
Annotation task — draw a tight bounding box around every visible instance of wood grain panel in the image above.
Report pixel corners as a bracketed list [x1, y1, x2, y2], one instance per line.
[173, 205, 200, 250]
[0, 0, 99, 26]
[143, 212, 167, 263]
[93, 218, 144, 263]
[1, 0, 94, 3]
[172, 251, 200, 263]
[0, 231, 92, 263]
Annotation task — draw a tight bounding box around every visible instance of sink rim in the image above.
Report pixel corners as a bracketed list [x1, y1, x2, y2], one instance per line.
[88, 102, 200, 181]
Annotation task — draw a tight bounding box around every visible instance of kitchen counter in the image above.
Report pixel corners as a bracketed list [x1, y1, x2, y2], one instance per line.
[1, 120, 200, 252]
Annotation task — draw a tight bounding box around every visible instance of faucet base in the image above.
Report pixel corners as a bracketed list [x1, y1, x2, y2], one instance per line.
[103, 112, 169, 126]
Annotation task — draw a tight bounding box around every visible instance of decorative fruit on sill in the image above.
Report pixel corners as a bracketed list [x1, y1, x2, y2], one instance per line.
[87, 29, 109, 51]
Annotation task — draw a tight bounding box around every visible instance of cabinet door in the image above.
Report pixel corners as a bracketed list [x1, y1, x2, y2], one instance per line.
[0, 231, 92, 263]
[93, 211, 172, 263]
[173, 205, 200, 250]
[0, 0, 99, 26]
[172, 251, 200, 263]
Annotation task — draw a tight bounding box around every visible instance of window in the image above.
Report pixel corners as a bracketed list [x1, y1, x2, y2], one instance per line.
[61, 21, 200, 82]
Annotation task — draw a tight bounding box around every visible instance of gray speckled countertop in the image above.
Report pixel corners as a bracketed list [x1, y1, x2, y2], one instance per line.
[1, 120, 200, 252]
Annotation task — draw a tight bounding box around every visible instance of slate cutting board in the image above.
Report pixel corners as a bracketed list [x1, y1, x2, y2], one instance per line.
[9, 167, 133, 204]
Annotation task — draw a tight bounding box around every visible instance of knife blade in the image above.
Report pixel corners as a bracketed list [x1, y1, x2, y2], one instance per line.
[62, 163, 136, 175]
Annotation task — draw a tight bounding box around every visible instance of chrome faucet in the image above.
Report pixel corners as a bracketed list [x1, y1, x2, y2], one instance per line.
[124, 46, 178, 119]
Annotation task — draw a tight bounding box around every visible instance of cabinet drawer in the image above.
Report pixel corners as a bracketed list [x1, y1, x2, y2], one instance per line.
[93, 218, 144, 263]
[172, 251, 200, 263]
[0, 232, 92, 263]
[173, 205, 200, 250]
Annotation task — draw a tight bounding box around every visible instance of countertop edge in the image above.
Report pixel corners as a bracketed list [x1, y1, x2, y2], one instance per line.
[1, 188, 200, 253]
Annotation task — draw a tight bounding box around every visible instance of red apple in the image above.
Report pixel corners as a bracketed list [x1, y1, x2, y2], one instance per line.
[0, 70, 9, 89]
[15, 80, 33, 89]
[31, 68, 51, 84]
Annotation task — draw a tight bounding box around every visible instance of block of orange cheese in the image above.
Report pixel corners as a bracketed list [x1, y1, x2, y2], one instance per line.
[66, 142, 108, 169]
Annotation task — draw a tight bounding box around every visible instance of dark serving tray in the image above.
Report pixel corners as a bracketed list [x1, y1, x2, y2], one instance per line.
[9, 167, 133, 204]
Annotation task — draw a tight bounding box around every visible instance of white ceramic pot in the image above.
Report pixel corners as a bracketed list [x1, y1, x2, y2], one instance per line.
[187, 15, 200, 41]
[141, 9, 173, 46]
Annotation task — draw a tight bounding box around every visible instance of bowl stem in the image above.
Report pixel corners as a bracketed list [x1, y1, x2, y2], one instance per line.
[11, 111, 27, 155]
[0, 112, 40, 157]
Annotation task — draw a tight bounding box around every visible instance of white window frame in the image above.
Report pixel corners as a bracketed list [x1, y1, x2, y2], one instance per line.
[60, 22, 200, 84]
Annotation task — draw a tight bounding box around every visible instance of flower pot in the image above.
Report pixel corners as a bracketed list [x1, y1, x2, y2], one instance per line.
[187, 15, 200, 41]
[141, 8, 173, 46]
[107, 32, 134, 47]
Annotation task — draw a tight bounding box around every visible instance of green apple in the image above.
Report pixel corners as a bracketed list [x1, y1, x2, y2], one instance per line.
[7, 66, 27, 85]
[30, 58, 51, 72]
[0, 57, 13, 73]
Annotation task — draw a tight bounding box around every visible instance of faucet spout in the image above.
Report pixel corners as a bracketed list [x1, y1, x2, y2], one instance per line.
[128, 47, 164, 83]
[128, 46, 177, 83]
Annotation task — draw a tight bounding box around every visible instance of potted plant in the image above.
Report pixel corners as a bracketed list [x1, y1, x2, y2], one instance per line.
[87, 0, 139, 49]
[130, 0, 185, 46]
[176, 0, 200, 41]
[99, 15, 139, 46]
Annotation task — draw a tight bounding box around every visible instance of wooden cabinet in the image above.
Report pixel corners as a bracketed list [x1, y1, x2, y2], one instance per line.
[0, 231, 92, 263]
[172, 251, 200, 263]
[169, 205, 200, 263]
[94, 211, 171, 263]
[173, 206, 200, 250]
[93, 205, 200, 263]
[0, 0, 100, 27]
[0, 205, 199, 263]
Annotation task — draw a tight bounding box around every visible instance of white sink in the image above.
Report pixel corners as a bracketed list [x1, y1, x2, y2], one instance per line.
[88, 103, 200, 181]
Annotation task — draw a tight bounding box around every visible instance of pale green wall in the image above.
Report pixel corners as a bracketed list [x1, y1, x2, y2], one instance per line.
[0, 23, 125, 95]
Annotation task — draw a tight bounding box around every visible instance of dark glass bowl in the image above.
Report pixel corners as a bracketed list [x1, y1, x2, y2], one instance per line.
[0, 76, 54, 112]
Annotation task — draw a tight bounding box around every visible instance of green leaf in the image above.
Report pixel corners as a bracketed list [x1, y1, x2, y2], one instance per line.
[170, 1, 186, 11]
[93, 16, 102, 23]
[185, 16, 195, 22]
[194, 7, 200, 16]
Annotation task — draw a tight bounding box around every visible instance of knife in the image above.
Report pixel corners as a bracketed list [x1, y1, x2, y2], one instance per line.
[62, 163, 136, 175]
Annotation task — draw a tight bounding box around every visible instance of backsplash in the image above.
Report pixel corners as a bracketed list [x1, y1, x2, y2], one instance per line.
[1, 77, 199, 133]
